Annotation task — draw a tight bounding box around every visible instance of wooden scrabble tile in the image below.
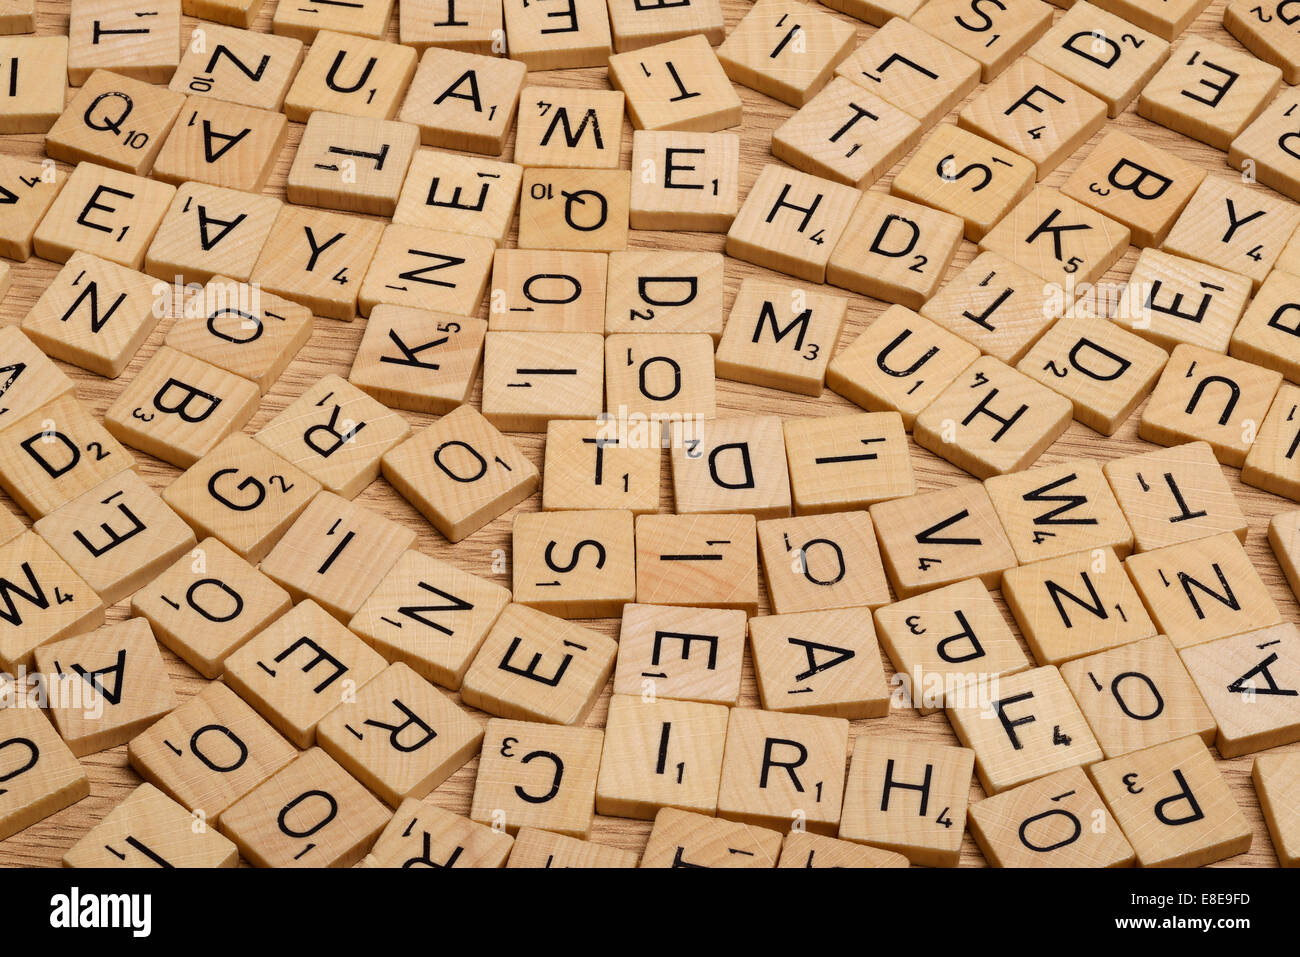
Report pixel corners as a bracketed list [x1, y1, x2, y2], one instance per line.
[272, 0, 393, 41]
[594, 694, 728, 818]
[63, 782, 239, 868]
[130, 537, 291, 679]
[0, 155, 64, 261]
[512, 509, 635, 618]
[503, 0, 611, 69]
[757, 511, 890, 614]
[716, 707, 848, 835]
[1003, 546, 1156, 665]
[517, 168, 630, 252]
[0, 38, 64, 131]
[782, 411, 913, 513]
[978, 186, 1131, 291]
[714, 279, 843, 397]
[0, 393, 134, 521]
[609, 35, 741, 133]
[968, 765, 1133, 867]
[35, 617, 176, 756]
[1231, 87, 1300, 206]
[45, 69, 178, 173]
[470, 719, 602, 836]
[772, 80, 917, 193]
[1162, 176, 1300, 291]
[21, 253, 159, 380]
[894, 127, 1035, 244]
[317, 662, 483, 807]
[1225, 0, 1300, 85]
[1244, 383, 1300, 501]
[607, 0, 723, 51]
[255, 375, 410, 500]
[162, 433, 321, 564]
[827, 306, 980, 430]
[628, 130, 739, 232]
[612, 603, 745, 704]
[145, 185, 281, 286]
[749, 607, 890, 719]
[1112, 248, 1252, 354]
[725, 164, 859, 284]
[219, 747, 391, 867]
[364, 799, 512, 867]
[957, 57, 1105, 181]
[223, 599, 386, 748]
[778, 830, 909, 868]
[460, 603, 616, 725]
[1104, 442, 1247, 552]
[0, 532, 105, 673]
[399, 0, 503, 54]
[127, 681, 297, 820]
[1026, 2, 1171, 117]
[151, 96, 287, 192]
[1271, 507, 1300, 601]
[987, 460, 1134, 564]
[183, 0, 264, 28]
[0, 330, 60, 431]
[0, 707, 89, 842]
[828, 191, 964, 309]
[870, 482, 1017, 598]
[716, 0, 855, 107]
[1231, 272, 1300, 386]
[542, 418, 661, 515]
[104, 347, 260, 469]
[1139, 344, 1282, 468]
[396, 48, 523, 156]
[0, 0, 33, 33]
[481, 331, 604, 432]
[67, 0, 180, 84]
[282, 32, 417, 123]
[32, 163, 175, 269]
[34, 470, 196, 605]
[948, 665, 1103, 794]
[1090, 734, 1250, 866]
[394, 151, 522, 248]
[1180, 623, 1300, 758]
[1253, 752, 1300, 867]
[604, 250, 723, 339]
[834, 17, 979, 129]
[507, 827, 640, 868]
[875, 577, 1030, 714]
[488, 250, 605, 334]
[838, 736, 975, 867]
[381, 405, 539, 543]
[1126, 531, 1280, 650]
[912, 0, 1052, 82]
[165, 278, 311, 393]
[920, 255, 1055, 367]
[285, 113, 418, 219]
[634, 513, 758, 613]
[169, 25, 303, 111]
[640, 806, 782, 867]
[605, 333, 717, 420]
[250, 206, 383, 321]
[359, 225, 493, 319]
[349, 550, 509, 690]
[1091, 0, 1210, 39]
[349, 307, 485, 416]
[513, 87, 624, 169]
[1060, 130, 1206, 248]
[258, 494, 415, 623]
[914, 356, 1074, 479]
[667, 416, 790, 520]
[1138, 38, 1280, 152]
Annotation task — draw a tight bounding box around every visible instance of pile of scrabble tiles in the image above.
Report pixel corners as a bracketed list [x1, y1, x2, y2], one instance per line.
[2, 0, 1300, 869]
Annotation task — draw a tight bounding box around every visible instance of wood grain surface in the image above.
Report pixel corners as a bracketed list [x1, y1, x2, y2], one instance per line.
[1, 0, 1295, 867]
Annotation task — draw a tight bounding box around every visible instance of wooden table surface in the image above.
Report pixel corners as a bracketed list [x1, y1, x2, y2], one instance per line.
[1, 0, 1294, 868]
